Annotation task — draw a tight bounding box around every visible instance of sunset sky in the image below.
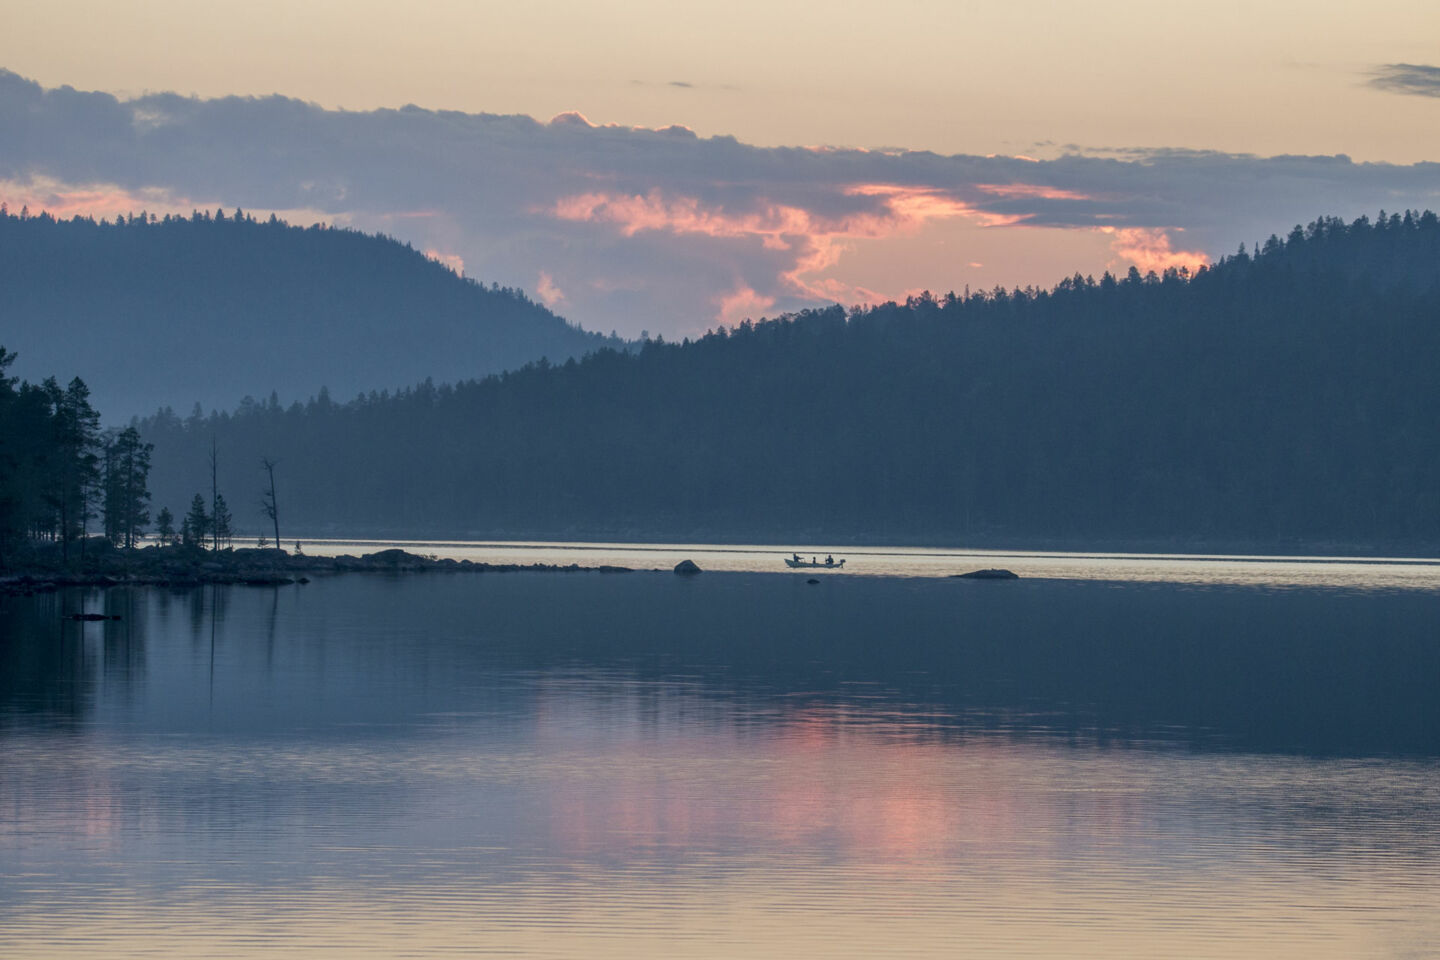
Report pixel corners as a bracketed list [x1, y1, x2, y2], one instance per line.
[4, 0, 1439, 337]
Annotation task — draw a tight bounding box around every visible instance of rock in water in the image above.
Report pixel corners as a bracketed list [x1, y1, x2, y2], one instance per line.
[807, 578, 820, 584]
[673, 559, 702, 575]
[954, 568, 1019, 580]
[363, 548, 414, 565]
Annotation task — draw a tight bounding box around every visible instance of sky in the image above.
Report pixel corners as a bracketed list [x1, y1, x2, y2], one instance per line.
[3, 0, 1440, 337]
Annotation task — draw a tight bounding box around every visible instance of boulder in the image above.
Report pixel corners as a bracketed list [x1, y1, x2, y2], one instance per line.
[363, 548, 414, 565]
[673, 559, 702, 575]
[359, 548, 433, 570]
[953, 568, 1019, 580]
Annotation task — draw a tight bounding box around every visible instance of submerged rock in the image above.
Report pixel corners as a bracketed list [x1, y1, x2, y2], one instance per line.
[673, 559, 701, 575]
[954, 568, 1019, 580]
[66, 613, 121, 621]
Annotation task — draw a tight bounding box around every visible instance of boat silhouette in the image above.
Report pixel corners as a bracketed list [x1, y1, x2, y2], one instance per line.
[785, 554, 845, 569]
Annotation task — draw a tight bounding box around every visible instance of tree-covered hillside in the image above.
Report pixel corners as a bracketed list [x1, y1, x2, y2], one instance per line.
[142, 212, 1440, 550]
[0, 207, 617, 417]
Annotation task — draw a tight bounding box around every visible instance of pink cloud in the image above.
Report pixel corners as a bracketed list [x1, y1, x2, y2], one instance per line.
[550, 183, 1024, 313]
[1102, 227, 1210, 274]
[551, 190, 815, 240]
[535, 270, 565, 307]
[975, 183, 1092, 201]
[844, 184, 1026, 229]
[423, 248, 465, 274]
[0, 177, 188, 220]
[716, 284, 776, 326]
[548, 111, 596, 128]
[0, 176, 343, 232]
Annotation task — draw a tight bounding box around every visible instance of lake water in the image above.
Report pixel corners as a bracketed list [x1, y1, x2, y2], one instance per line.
[3, 549, 1439, 958]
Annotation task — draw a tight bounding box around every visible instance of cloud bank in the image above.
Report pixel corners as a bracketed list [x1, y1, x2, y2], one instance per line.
[2, 70, 1438, 336]
[1369, 63, 1440, 98]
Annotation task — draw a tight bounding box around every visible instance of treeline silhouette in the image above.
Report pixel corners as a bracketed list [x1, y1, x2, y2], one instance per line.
[0, 206, 618, 417]
[141, 211, 1440, 549]
[0, 349, 155, 567]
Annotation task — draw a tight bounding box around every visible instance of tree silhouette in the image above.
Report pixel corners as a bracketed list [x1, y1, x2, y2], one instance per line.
[183, 494, 210, 549]
[102, 427, 153, 548]
[261, 459, 281, 553]
[213, 494, 234, 550]
[155, 506, 176, 545]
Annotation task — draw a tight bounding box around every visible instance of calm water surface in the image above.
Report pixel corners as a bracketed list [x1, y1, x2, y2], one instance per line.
[2, 557, 1439, 958]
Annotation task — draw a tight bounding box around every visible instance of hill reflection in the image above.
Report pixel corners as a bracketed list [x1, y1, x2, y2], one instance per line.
[3, 572, 1438, 756]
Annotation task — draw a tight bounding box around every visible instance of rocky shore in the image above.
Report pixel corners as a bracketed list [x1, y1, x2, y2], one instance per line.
[0, 545, 635, 597]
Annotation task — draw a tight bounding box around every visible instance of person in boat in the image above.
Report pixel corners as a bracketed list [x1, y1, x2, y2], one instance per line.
[793, 553, 801, 563]
[825, 555, 834, 566]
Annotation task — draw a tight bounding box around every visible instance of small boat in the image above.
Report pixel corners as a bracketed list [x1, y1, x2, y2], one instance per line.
[785, 555, 845, 569]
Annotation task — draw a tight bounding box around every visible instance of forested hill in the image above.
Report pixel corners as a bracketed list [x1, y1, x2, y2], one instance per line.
[143, 211, 1440, 550]
[0, 208, 616, 417]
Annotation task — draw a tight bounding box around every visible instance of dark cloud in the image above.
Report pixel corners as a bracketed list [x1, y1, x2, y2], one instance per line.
[631, 79, 706, 90]
[2, 69, 1438, 335]
[1368, 63, 1440, 98]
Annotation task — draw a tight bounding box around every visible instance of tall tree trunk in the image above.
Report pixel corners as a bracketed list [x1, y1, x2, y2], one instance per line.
[210, 437, 219, 552]
[124, 452, 135, 549]
[263, 458, 280, 553]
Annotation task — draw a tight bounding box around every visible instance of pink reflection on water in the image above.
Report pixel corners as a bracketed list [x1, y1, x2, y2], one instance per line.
[530, 689, 1151, 868]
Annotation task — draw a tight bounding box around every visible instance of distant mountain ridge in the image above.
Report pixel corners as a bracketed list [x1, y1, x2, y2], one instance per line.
[0, 208, 617, 417]
[141, 210, 1440, 550]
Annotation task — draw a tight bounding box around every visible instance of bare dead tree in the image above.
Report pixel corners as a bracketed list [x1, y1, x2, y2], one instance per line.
[209, 436, 219, 552]
[260, 458, 281, 553]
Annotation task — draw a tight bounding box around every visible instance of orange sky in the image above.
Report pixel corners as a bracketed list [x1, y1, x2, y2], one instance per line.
[6, 0, 1440, 162]
[2, 1, 1438, 335]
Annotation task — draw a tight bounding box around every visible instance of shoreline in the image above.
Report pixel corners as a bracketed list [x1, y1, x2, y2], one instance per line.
[0, 546, 642, 597]
[272, 527, 1440, 561]
[9, 541, 1440, 599]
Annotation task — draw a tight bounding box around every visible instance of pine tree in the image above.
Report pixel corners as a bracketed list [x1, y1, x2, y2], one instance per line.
[0, 347, 17, 565]
[112, 427, 153, 548]
[155, 507, 176, 546]
[101, 428, 122, 543]
[100, 427, 153, 547]
[209, 437, 219, 550]
[212, 494, 233, 550]
[43, 378, 101, 564]
[183, 493, 210, 548]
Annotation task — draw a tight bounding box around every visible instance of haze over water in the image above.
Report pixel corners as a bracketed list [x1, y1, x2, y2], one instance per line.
[3, 553, 1439, 958]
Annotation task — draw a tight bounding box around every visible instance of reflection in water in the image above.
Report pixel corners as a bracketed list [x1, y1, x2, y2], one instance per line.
[1, 571, 1439, 958]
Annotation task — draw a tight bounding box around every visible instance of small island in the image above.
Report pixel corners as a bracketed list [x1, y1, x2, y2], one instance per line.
[953, 568, 1020, 580]
[0, 542, 634, 597]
